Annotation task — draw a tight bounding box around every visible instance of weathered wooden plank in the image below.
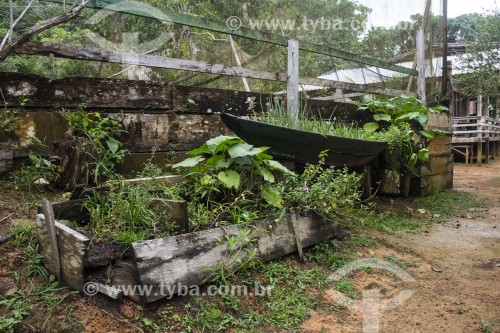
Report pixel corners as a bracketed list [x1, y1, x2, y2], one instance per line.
[150, 199, 189, 234]
[94, 282, 123, 300]
[15, 41, 413, 97]
[0, 142, 13, 174]
[132, 212, 343, 303]
[41, 199, 61, 280]
[36, 214, 90, 291]
[0, 72, 172, 110]
[37, 199, 88, 222]
[113, 113, 230, 152]
[170, 85, 271, 114]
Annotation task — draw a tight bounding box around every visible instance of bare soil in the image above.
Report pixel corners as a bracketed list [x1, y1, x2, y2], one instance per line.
[303, 161, 500, 333]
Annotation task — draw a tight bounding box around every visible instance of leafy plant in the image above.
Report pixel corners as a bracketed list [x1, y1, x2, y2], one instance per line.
[173, 135, 292, 229]
[9, 220, 35, 247]
[359, 96, 448, 175]
[204, 228, 260, 285]
[0, 292, 30, 333]
[12, 138, 60, 192]
[59, 108, 127, 185]
[0, 108, 19, 139]
[283, 150, 363, 224]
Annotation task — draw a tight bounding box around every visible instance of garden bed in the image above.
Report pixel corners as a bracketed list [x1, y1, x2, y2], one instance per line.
[35, 180, 345, 303]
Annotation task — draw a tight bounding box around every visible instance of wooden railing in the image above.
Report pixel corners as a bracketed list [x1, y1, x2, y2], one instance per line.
[452, 116, 500, 143]
[452, 116, 500, 166]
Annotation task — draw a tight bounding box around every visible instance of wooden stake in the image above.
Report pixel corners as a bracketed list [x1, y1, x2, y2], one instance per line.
[290, 210, 306, 263]
[287, 39, 299, 128]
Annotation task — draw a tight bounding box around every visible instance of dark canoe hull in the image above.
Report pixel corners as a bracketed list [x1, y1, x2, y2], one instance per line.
[221, 113, 387, 167]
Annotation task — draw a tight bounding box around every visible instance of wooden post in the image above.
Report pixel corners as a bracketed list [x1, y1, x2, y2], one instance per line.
[407, 0, 432, 92]
[416, 29, 426, 106]
[485, 138, 490, 164]
[287, 39, 299, 128]
[440, 0, 449, 101]
[362, 165, 372, 199]
[477, 141, 482, 167]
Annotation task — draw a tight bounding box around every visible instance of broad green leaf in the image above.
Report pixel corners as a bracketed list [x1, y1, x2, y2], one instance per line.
[407, 153, 418, 170]
[228, 143, 262, 158]
[363, 122, 379, 134]
[261, 184, 283, 208]
[216, 158, 234, 168]
[417, 114, 428, 127]
[264, 160, 292, 174]
[173, 156, 205, 168]
[255, 152, 273, 162]
[418, 148, 430, 161]
[206, 135, 242, 153]
[258, 167, 275, 183]
[374, 114, 391, 122]
[407, 112, 422, 120]
[217, 170, 240, 189]
[187, 144, 209, 155]
[106, 138, 120, 154]
[420, 130, 435, 139]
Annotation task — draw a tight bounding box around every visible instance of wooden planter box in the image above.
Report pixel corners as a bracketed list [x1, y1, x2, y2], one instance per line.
[36, 176, 345, 303]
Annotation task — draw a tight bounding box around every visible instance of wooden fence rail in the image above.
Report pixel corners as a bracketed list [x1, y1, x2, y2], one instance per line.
[452, 116, 500, 166]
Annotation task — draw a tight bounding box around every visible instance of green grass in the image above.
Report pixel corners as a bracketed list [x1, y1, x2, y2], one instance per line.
[413, 190, 486, 217]
[492, 177, 500, 183]
[254, 97, 401, 144]
[365, 190, 487, 235]
[366, 212, 432, 235]
[333, 279, 359, 299]
[480, 319, 493, 333]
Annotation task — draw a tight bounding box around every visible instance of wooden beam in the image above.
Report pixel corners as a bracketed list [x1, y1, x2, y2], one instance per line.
[132, 212, 344, 303]
[36, 214, 90, 291]
[287, 39, 299, 127]
[46, 0, 417, 75]
[15, 41, 413, 97]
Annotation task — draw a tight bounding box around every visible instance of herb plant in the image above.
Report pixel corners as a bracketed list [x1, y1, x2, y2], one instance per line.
[59, 108, 127, 185]
[173, 135, 292, 229]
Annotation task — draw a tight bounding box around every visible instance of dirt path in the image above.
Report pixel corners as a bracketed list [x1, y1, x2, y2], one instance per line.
[303, 161, 500, 333]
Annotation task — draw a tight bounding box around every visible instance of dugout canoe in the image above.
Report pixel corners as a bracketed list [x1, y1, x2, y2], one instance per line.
[221, 113, 387, 167]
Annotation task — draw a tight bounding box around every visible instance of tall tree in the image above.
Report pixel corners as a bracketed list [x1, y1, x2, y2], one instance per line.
[456, 8, 500, 99]
[0, 0, 88, 62]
